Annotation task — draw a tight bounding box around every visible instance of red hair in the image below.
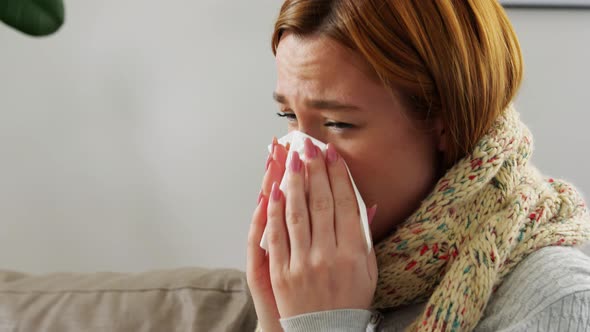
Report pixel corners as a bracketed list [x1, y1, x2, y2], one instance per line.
[272, 0, 523, 166]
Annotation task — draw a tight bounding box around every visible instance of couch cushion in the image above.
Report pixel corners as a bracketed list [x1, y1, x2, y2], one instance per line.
[0, 267, 256, 332]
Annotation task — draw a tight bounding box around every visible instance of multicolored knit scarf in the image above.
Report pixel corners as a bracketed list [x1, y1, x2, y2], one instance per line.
[373, 106, 590, 331]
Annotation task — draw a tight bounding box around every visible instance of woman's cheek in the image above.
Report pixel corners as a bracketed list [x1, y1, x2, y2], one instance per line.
[344, 156, 378, 203]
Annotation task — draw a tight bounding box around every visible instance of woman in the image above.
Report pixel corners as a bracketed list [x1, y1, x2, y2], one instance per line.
[247, 1, 590, 331]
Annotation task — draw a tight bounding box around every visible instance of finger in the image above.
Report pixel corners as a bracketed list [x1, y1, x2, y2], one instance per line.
[326, 143, 363, 251]
[261, 142, 289, 198]
[267, 182, 290, 272]
[264, 137, 278, 171]
[273, 142, 288, 171]
[303, 138, 336, 252]
[247, 196, 269, 273]
[262, 159, 284, 197]
[284, 151, 311, 263]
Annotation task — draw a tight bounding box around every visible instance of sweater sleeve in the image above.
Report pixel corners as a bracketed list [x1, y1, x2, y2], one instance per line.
[475, 246, 590, 332]
[501, 290, 590, 332]
[279, 309, 373, 332]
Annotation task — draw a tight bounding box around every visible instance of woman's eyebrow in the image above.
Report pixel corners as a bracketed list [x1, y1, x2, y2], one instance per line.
[273, 92, 360, 111]
[273, 92, 288, 104]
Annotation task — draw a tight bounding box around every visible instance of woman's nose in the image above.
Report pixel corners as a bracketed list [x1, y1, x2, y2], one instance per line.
[296, 127, 326, 143]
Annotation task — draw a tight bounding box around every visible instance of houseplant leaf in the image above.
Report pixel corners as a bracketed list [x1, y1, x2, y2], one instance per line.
[0, 0, 65, 36]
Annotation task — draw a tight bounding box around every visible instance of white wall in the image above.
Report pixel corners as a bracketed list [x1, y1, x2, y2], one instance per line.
[506, 9, 590, 195]
[0, 3, 588, 274]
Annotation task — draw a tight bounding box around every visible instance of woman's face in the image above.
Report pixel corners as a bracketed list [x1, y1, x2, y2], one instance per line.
[274, 34, 445, 242]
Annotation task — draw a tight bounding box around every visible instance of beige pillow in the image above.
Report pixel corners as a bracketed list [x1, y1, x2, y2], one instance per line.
[0, 267, 256, 332]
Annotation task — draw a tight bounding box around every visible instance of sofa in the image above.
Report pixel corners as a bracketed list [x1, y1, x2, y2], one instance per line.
[1, 244, 589, 332]
[0, 267, 257, 331]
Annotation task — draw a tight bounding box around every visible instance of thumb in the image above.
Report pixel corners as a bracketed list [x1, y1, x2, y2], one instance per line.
[367, 204, 378, 225]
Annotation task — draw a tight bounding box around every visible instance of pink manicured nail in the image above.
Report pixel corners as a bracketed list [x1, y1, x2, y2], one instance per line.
[304, 138, 318, 159]
[326, 143, 339, 164]
[265, 154, 273, 171]
[271, 182, 282, 201]
[270, 137, 278, 156]
[367, 205, 378, 225]
[257, 191, 264, 205]
[290, 151, 302, 173]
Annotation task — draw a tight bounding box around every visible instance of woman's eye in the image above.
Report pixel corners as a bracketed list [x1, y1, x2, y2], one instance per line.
[325, 122, 354, 129]
[276, 112, 355, 130]
[276, 112, 297, 122]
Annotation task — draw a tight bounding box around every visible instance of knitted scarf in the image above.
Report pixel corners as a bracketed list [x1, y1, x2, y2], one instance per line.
[373, 106, 590, 331]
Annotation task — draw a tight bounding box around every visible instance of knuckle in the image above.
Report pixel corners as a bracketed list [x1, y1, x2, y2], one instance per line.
[337, 253, 361, 268]
[289, 266, 306, 283]
[310, 196, 333, 214]
[334, 195, 356, 209]
[287, 210, 306, 225]
[268, 230, 282, 246]
[338, 254, 358, 268]
[271, 270, 288, 290]
[310, 255, 331, 273]
[268, 206, 282, 219]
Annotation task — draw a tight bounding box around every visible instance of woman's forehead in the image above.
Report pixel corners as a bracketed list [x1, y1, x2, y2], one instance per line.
[275, 35, 377, 97]
[276, 34, 371, 80]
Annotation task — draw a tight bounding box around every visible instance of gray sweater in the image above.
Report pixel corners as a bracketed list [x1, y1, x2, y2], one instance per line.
[279, 246, 590, 332]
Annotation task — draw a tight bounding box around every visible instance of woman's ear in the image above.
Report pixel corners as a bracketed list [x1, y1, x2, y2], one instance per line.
[434, 118, 448, 153]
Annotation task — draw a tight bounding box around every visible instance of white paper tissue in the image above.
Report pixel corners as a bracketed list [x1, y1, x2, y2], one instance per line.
[259, 131, 372, 252]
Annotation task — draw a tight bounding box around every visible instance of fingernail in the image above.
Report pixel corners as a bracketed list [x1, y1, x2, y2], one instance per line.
[304, 138, 318, 159]
[265, 154, 273, 171]
[270, 137, 279, 155]
[367, 204, 378, 225]
[271, 182, 282, 201]
[290, 151, 302, 173]
[326, 143, 339, 164]
[257, 190, 264, 205]
[270, 137, 278, 155]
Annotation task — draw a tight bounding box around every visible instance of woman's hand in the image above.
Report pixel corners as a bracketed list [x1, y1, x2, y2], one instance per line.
[247, 137, 378, 331]
[266, 138, 378, 318]
[247, 138, 288, 332]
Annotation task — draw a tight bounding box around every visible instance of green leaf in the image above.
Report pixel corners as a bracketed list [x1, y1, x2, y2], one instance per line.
[0, 0, 65, 36]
